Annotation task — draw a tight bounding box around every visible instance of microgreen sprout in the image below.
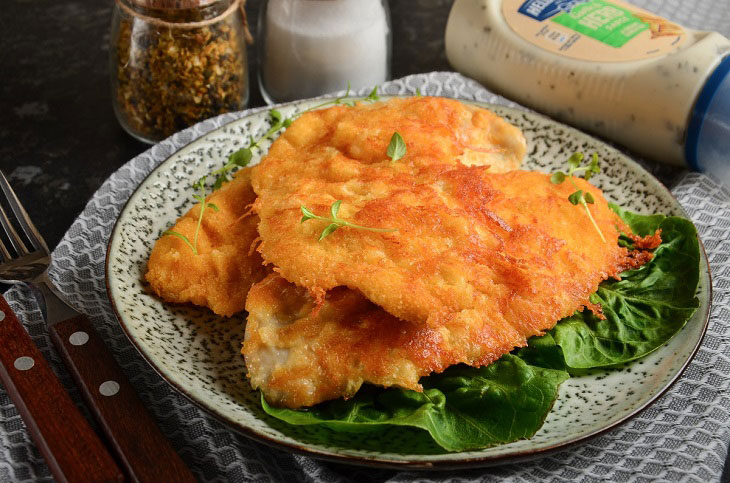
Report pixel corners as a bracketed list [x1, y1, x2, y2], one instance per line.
[166, 84, 382, 253]
[300, 200, 398, 241]
[163, 175, 219, 255]
[387, 132, 407, 162]
[551, 152, 606, 243]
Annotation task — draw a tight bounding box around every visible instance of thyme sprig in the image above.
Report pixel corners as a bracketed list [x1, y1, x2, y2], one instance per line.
[163, 175, 219, 255]
[551, 153, 606, 243]
[164, 84, 381, 254]
[301, 200, 398, 241]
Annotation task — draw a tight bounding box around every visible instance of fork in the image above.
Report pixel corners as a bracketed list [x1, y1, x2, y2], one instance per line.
[0, 171, 195, 483]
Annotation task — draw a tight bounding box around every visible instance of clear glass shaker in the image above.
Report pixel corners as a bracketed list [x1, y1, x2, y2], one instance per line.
[257, 0, 391, 104]
[110, 0, 252, 143]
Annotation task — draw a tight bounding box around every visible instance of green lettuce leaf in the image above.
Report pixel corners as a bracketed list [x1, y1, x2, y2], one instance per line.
[262, 355, 569, 452]
[547, 206, 700, 370]
[514, 332, 567, 371]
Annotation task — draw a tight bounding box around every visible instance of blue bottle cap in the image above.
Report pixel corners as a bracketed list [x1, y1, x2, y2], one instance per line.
[686, 55, 730, 184]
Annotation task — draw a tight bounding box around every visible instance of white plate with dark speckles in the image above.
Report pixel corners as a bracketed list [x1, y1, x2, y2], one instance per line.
[105, 96, 711, 469]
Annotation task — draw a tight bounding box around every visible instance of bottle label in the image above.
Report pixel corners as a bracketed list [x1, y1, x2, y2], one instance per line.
[505, 0, 686, 62]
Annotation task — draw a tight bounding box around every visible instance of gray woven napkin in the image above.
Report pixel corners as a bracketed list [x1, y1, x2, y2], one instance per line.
[1, 70, 729, 483]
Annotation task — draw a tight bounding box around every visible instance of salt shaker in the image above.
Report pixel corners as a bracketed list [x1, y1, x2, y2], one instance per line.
[110, 0, 252, 143]
[258, 0, 391, 104]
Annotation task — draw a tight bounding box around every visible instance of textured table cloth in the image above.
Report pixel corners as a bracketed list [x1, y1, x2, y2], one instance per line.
[3, 3, 730, 481]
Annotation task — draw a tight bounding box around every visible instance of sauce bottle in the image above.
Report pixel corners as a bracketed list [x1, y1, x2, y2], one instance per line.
[445, 0, 730, 183]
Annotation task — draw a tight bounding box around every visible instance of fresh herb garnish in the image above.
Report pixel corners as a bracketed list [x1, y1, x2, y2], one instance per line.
[166, 84, 382, 253]
[387, 132, 407, 162]
[551, 152, 605, 243]
[163, 175, 219, 255]
[300, 200, 398, 241]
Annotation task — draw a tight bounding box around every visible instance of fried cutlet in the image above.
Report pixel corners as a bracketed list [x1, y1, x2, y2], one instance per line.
[248, 98, 646, 407]
[145, 168, 268, 317]
[146, 97, 650, 410]
[254, 97, 525, 186]
[244, 198, 657, 409]
[243, 273, 526, 408]
[146, 97, 524, 316]
[250, 163, 651, 406]
[254, 163, 632, 330]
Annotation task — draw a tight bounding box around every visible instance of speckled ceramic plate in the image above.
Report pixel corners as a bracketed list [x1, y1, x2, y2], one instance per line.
[106, 97, 711, 469]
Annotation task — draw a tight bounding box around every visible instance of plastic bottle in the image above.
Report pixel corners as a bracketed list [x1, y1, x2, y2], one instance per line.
[445, 0, 730, 184]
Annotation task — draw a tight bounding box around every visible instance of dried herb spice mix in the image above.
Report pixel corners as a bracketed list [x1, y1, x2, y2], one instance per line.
[111, 0, 250, 143]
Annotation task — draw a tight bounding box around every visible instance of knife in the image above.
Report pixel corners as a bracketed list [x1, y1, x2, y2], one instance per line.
[35, 276, 197, 482]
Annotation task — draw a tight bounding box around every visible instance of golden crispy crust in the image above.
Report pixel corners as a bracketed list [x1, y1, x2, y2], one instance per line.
[246, 98, 652, 408]
[243, 273, 524, 408]
[147, 97, 655, 409]
[253, 137, 630, 330]
[259, 97, 526, 174]
[250, 168, 637, 407]
[144, 93, 526, 318]
[145, 168, 269, 317]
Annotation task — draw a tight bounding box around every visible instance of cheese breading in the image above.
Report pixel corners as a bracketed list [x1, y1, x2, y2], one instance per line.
[249, 167, 645, 407]
[145, 168, 268, 317]
[147, 97, 653, 411]
[262, 96, 526, 173]
[243, 98, 648, 407]
[146, 97, 525, 317]
[243, 273, 526, 408]
[253, 146, 630, 331]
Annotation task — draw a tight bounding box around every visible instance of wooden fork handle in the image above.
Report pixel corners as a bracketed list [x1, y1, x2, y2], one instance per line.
[0, 295, 123, 483]
[49, 314, 196, 483]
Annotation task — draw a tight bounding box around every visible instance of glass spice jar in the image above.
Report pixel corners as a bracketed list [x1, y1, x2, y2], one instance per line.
[110, 0, 252, 143]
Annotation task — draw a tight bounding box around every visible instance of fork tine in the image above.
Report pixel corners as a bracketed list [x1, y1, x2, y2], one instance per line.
[0, 171, 48, 254]
[0, 234, 11, 262]
[0, 203, 30, 256]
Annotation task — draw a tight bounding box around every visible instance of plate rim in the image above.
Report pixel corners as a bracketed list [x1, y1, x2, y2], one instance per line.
[104, 95, 713, 470]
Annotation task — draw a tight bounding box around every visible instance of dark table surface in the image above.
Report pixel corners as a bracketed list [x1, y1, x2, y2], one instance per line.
[1, 0, 453, 250]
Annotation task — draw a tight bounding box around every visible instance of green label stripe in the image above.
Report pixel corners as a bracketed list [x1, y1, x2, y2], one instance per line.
[552, 0, 648, 48]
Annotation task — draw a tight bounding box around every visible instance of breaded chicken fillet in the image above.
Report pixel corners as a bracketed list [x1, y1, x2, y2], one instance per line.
[259, 96, 526, 174]
[248, 167, 655, 407]
[244, 273, 528, 408]
[253, 103, 633, 329]
[244, 203, 656, 409]
[147, 97, 653, 410]
[245, 98, 657, 407]
[146, 97, 524, 316]
[146, 168, 268, 316]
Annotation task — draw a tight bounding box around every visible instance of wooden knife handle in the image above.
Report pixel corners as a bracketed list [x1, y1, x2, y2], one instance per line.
[49, 314, 197, 483]
[0, 295, 123, 483]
